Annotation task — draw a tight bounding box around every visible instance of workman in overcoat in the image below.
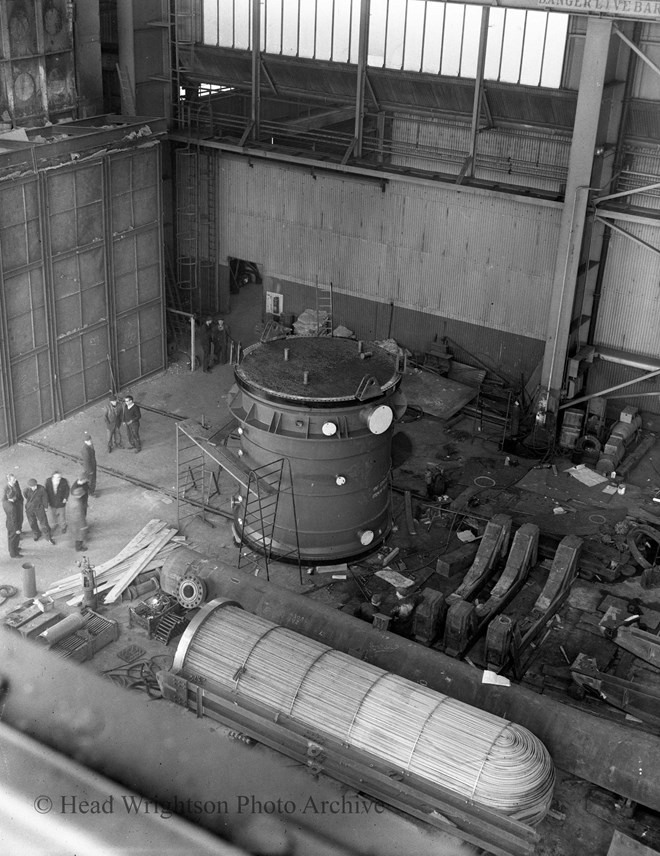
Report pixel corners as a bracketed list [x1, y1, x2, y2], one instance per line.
[70, 475, 90, 516]
[3, 489, 21, 558]
[5, 473, 23, 535]
[104, 394, 124, 453]
[212, 318, 231, 366]
[200, 317, 214, 372]
[68, 480, 89, 552]
[23, 479, 55, 544]
[45, 470, 70, 534]
[122, 395, 142, 452]
[81, 433, 97, 495]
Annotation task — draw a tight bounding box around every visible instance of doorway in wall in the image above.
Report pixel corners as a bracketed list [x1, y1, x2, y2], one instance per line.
[229, 257, 262, 294]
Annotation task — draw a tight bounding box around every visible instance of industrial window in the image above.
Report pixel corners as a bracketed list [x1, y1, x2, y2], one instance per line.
[202, 0, 569, 88]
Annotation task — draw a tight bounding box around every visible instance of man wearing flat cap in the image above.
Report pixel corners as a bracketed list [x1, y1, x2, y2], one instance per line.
[23, 478, 54, 544]
[104, 394, 123, 453]
[81, 432, 97, 495]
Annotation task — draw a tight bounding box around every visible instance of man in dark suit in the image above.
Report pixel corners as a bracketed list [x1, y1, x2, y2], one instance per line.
[23, 479, 55, 544]
[122, 395, 142, 452]
[5, 473, 23, 535]
[3, 488, 21, 558]
[45, 470, 70, 535]
[82, 433, 97, 495]
[104, 395, 124, 453]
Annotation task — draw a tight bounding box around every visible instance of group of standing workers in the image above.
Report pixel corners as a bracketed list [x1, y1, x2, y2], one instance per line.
[3, 391, 145, 559]
[3, 438, 96, 558]
[103, 393, 142, 453]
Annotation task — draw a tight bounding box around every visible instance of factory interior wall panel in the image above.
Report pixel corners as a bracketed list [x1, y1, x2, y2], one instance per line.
[0, 175, 54, 439]
[45, 162, 111, 417]
[108, 145, 166, 387]
[219, 155, 561, 342]
[592, 222, 660, 360]
[50, 247, 110, 414]
[0, 132, 164, 442]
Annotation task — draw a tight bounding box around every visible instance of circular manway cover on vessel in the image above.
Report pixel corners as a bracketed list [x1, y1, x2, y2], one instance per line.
[235, 337, 400, 402]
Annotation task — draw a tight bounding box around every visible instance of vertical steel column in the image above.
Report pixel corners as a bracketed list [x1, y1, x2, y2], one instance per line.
[466, 7, 489, 180]
[251, 0, 261, 141]
[354, 0, 371, 158]
[117, 0, 136, 115]
[541, 18, 612, 408]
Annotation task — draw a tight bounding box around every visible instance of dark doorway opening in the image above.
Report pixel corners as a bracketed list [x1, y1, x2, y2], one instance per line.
[229, 257, 262, 294]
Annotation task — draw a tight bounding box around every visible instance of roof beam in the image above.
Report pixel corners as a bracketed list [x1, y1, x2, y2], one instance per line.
[282, 108, 356, 132]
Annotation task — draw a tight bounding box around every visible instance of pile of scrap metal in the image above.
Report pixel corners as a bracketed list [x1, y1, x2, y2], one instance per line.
[570, 599, 660, 729]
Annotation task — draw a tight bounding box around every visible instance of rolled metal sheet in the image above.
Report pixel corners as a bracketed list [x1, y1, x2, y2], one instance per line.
[174, 599, 555, 824]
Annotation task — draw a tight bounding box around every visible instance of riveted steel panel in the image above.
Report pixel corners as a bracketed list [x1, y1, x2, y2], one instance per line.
[51, 245, 107, 335]
[45, 52, 76, 114]
[11, 349, 53, 436]
[0, 178, 41, 270]
[109, 145, 164, 388]
[116, 303, 163, 385]
[57, 326, 110, 414]
[47, 164, 104, 255]
[9, 57, 44, 122]
[113, 228, 161, 314]
[42, 0, 72, 53]
[110, 148, 160, 231]
[6, 0, 38, 57]
[4, 267, 47, 358]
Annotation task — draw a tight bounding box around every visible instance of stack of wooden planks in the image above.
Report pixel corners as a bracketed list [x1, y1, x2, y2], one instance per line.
[43, 519, 181, 607]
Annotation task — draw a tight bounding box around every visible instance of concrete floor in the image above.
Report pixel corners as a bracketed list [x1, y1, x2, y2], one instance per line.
[2, 281, 660, 856]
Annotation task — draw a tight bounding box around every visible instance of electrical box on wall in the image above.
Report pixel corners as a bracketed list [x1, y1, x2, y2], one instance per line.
[266, 291, 283, 315]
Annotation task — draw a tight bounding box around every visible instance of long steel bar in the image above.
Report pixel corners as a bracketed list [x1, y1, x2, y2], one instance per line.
[354, 0, 371, 158]
[594, 214, 660, 257]
[558, 367, 660, 409]
[466, 6, 490, 180]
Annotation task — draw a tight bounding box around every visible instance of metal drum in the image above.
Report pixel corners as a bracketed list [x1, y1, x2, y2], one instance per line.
[228, 336, 405, 562]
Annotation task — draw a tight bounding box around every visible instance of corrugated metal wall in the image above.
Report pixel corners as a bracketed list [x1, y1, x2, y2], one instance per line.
[589, 221, 660, 417]
[218, 155, 560, 377]
[0, 137, 165, 445]
[593, 225, 660, 357]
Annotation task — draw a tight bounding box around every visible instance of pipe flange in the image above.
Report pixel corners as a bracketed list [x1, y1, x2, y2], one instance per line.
[178, 575, 207, 609]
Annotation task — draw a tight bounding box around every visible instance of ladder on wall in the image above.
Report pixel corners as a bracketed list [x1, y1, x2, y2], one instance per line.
[116, 64, 136, 116]
[197, 146, 219, 313]
[175, 147, 199, 315]
[315, 279, 334, 336]
[237, 459, 302, 584]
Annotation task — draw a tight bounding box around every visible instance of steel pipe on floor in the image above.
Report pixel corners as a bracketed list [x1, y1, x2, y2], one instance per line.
[162, 547, 660, 812]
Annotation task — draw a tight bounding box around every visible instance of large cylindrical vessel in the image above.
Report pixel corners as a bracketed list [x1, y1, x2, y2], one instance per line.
[172, 599, 555, 824]
[228, 336, 403, 562]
